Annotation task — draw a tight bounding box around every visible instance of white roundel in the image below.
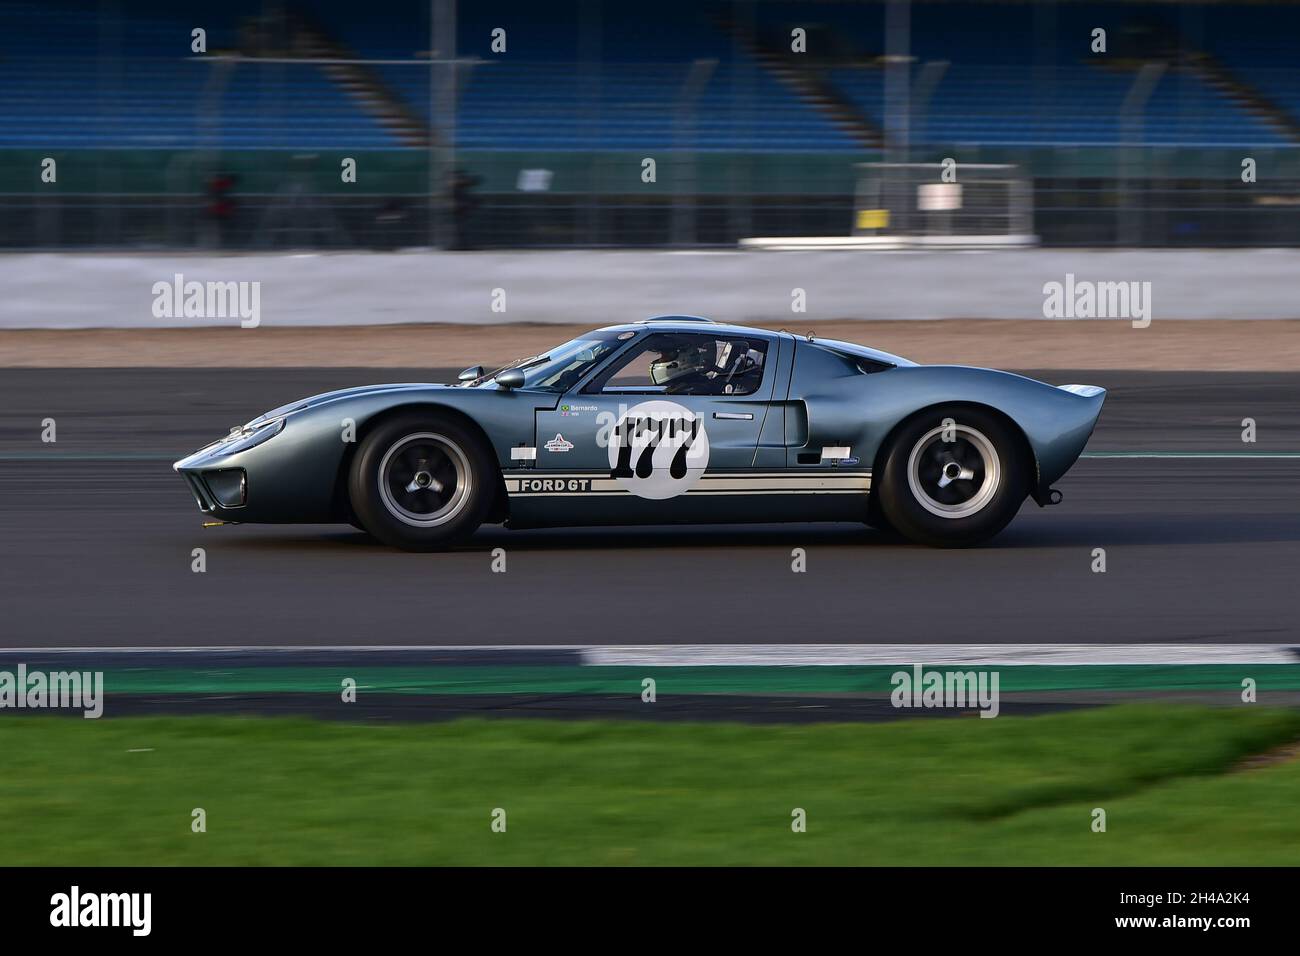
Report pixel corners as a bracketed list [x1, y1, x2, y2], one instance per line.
[606, 400, 710, 500]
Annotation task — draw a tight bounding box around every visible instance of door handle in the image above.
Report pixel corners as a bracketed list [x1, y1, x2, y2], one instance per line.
[713, 412, 754, 420]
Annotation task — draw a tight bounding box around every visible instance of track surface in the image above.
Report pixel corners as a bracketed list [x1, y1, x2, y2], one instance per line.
[1, 368, 1297, 647]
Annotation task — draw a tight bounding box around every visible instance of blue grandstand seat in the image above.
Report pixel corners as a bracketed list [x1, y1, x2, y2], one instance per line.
[0, 0, 392, 148]
[800, 2, 1290, 146]
[0, 0, 1293, 151]
[1204, 5, 1300, 134]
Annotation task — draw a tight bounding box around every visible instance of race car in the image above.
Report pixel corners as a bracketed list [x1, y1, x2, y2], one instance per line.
[174, 316, 1105, 550]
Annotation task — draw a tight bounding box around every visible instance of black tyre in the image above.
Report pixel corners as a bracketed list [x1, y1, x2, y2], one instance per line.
[876, 406, 1029, 548]
[347, 412, 496, 551]
[864, 496, 895, 534]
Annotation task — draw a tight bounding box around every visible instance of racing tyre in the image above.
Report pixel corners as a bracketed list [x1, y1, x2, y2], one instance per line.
[864, 496, 895, 534]
[348, 412, 496, 551]
[876, 406, 1029, 548]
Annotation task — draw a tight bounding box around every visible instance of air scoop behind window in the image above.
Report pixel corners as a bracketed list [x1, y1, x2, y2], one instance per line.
[807, 337, 913, 372]
[854, 356, 895, 374]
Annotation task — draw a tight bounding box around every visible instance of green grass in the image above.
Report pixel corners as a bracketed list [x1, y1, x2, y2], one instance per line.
[2, 705, 1300, 865]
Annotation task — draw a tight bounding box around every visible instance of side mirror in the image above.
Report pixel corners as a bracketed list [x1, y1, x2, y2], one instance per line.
[458, 365, 485, 382]
[495, 368, 526, 390]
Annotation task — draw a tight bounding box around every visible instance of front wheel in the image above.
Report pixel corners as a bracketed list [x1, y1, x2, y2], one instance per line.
[347, 412, 496, 551]
[875, 407, 1029, 548]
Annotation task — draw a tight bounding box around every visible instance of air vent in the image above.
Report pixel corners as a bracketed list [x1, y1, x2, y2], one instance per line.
[858, 358, 894, 374]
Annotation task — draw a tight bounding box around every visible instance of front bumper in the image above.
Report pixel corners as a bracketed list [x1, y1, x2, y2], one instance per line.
[173, 414, 345, 524]
[177, 466, 246, 512]
[174, 418, 288, 517]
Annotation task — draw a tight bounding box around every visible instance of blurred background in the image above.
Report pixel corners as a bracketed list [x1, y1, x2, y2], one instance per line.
[3, 0, 1299, 252]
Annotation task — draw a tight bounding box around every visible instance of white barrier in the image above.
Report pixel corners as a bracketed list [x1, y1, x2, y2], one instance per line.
[2, 248, 1298, 328]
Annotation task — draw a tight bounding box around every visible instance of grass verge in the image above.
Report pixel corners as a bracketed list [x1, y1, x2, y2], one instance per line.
[2, 704, 1299, 865]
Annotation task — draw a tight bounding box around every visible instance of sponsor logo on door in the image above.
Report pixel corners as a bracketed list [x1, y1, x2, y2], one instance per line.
[544, 433, 574, 453]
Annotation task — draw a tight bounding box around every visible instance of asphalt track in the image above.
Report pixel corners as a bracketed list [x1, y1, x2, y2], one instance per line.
[1, 368, 1298, 648]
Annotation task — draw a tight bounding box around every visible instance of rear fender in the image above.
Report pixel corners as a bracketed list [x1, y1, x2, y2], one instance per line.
[799, 366, 1105, 502]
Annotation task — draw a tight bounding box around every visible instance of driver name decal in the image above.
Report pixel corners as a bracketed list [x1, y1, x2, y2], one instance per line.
[606, 400, 709, 499]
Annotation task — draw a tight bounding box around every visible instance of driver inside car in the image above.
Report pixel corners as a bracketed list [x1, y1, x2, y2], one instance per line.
[648, 339, 764, 395]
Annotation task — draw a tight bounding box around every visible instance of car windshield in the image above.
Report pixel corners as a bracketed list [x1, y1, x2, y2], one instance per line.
[487, 331, 627, 392]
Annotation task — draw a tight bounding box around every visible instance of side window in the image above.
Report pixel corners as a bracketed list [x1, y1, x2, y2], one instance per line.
[592, 332, 768, 396]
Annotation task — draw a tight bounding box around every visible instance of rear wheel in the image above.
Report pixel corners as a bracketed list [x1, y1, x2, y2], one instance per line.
[348, 412, 496, 551]
[876, 406, 1029, 547]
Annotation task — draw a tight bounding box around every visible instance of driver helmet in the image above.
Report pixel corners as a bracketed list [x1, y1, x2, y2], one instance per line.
[649, 343, 712, 386]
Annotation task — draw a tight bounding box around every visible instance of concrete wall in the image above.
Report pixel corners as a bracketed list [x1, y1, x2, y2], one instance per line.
[2, 249, 1296, 329]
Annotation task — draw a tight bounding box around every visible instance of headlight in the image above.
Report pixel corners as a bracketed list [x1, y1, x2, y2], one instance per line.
[222, 417, 285, 455]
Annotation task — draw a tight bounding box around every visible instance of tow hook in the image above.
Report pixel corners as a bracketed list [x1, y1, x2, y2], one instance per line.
[1032, 487, 1064, 507]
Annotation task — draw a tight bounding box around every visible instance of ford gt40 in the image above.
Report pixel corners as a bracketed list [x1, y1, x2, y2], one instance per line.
[174, 316, 1105, 549]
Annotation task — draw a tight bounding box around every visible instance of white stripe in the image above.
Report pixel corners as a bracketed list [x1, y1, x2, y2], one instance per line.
[508, 489, 867, 497]
[686, 475, 869, 491]
[685, 488, 866, 495]
[580, 644, 1300, 666]
[5, 644, 1295, 666]
[506, 472, 871, 496]
[503, 472, 871, 479]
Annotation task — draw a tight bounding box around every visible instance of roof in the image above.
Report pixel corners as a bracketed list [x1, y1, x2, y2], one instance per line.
[599, 315, 780, 338]
[595, 317, 916, 367]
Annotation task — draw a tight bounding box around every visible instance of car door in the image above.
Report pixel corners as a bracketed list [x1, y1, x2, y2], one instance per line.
[521, 329, 777, 524]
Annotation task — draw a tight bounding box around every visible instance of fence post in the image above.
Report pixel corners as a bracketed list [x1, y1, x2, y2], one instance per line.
[1119, 62, 1165, 246]
[883, 0, 912, 235]
[430, 0, 458, 249]
[672, 58, 717, 246]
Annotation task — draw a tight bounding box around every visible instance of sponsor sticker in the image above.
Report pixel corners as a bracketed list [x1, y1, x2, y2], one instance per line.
[544, 433, 574, 453]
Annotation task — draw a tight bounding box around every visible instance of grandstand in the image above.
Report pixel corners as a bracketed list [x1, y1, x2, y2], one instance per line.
[6, 0, 1300, 150]
[1, 0, 1299, 247]
[0, 1, 394, 148]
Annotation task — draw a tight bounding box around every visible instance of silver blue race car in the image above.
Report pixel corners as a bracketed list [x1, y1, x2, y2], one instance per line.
[175, 316, 1105, 550]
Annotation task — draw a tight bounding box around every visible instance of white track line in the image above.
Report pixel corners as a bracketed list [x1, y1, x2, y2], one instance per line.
[4, 644, 1297, 666]
[580, 644, 1300, 666]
